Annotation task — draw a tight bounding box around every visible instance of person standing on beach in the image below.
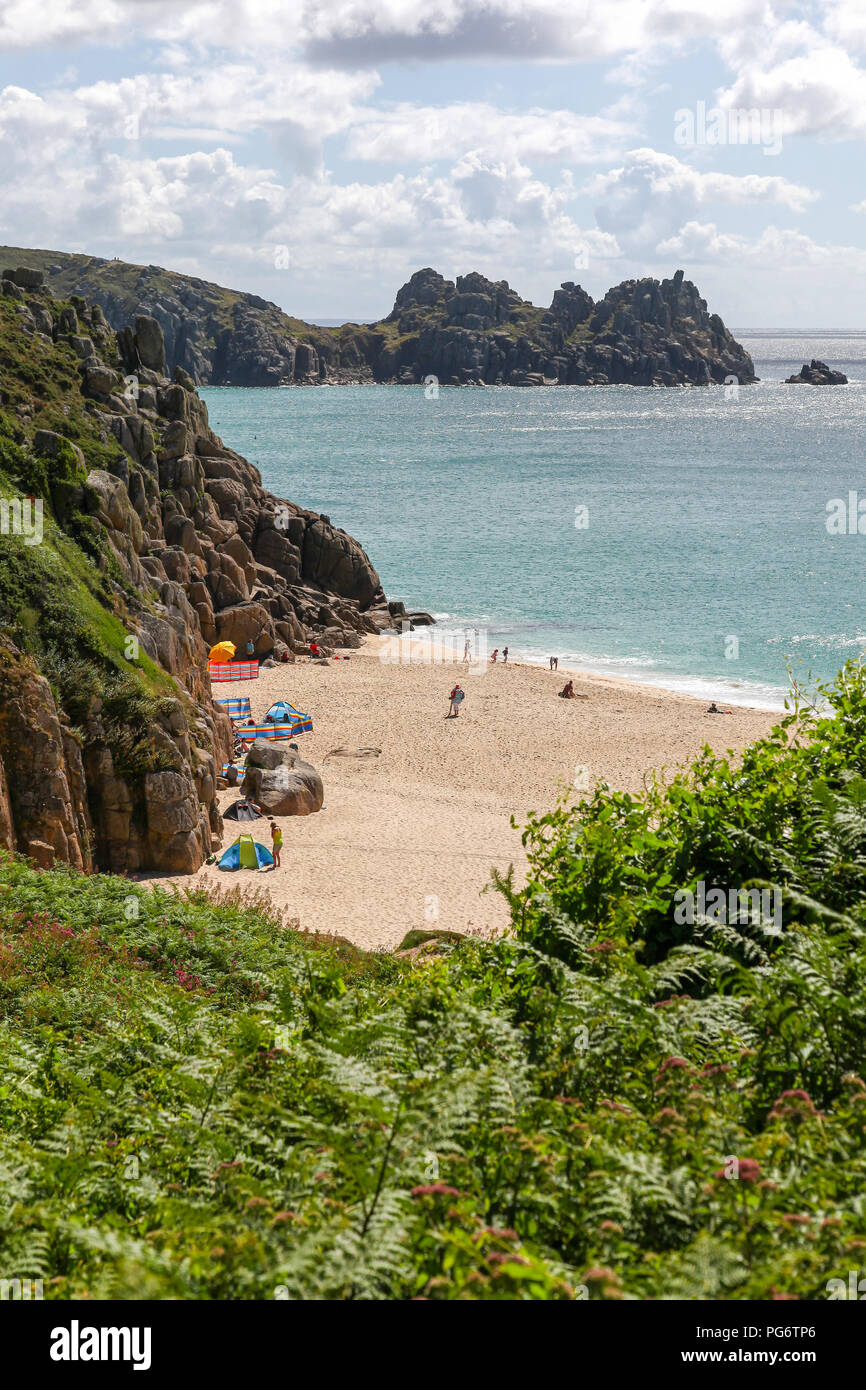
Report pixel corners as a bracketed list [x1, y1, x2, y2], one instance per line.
[448, 684, 465, 717]
[549, 656, 558, 671]
[463, 637, 471, 663]
[502, 646, 509, 665]
[491, 649, 499, 663]
[269, 820, 283, 868]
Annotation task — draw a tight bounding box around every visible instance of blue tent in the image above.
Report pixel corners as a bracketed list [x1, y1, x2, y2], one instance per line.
[218, 834, 273, 870]
[264, 700, 313, 735]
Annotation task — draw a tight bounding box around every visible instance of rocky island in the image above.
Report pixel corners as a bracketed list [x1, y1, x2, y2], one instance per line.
[784, 359, 848, 385]
[0, 247, 757, 389]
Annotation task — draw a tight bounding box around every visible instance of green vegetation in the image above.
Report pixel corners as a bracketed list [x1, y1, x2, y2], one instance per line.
[2, 667, 866, 1298]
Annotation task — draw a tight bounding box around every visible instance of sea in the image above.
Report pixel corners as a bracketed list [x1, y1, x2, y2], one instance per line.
[200, 334, 866, 711]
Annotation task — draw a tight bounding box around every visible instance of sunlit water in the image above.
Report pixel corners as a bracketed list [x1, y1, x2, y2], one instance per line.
[200, 337, 866, 710]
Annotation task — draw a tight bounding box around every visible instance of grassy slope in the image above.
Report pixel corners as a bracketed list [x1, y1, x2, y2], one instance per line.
[2, 667, 866, 1299]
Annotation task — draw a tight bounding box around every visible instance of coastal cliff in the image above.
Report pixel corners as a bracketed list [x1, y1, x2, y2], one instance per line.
[0, 247, 757, 389]
[0, 265, 394, 877]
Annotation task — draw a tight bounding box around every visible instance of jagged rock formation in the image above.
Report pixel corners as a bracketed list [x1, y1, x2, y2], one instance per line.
[0, 266, 394, 876]
[0, 247, 756, 388]
[784, 360, 848, 385]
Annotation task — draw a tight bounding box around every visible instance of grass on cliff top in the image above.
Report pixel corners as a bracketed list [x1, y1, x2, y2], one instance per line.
[2, 664, 866, 1299]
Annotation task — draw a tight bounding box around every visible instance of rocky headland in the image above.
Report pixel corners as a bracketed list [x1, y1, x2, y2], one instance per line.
[0, 247, 757, 389]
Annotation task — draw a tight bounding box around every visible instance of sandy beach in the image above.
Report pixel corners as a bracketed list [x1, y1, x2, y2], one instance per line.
[158, 639, 779, 952]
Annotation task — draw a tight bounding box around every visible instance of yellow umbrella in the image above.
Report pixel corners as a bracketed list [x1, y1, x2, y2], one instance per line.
[209, 641, 236, 663]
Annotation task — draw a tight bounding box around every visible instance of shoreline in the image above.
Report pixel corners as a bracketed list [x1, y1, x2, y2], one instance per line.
[388, 623, 790, 712]
[155, 635, 778, 952]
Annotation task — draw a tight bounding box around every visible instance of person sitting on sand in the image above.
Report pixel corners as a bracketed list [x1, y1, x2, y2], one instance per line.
[707, 702, 731, 714]
[269, 820, 283, 868]
[448, 683, 465, 717]
[310, 640, 322, 658]
[559, 680, 575, 699]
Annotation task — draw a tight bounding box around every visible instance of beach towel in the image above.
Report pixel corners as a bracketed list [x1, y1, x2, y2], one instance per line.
[215, 696, 252, 720]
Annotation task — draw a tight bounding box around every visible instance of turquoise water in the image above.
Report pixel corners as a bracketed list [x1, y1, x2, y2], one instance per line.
[201, 337, 866, 710]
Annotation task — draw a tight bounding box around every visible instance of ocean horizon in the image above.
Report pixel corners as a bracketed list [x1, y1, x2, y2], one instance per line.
[202, 334, 866, 713]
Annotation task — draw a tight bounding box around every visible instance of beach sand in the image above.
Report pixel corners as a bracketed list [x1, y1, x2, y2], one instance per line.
[163, 640, 778, 952]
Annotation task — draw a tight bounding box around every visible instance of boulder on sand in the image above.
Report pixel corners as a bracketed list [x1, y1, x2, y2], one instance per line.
[240, 740, 323, 816]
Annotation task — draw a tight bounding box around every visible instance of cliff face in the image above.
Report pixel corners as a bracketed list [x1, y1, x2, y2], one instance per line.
[0, 247, 756, 388]
[0, 265, 393, 877]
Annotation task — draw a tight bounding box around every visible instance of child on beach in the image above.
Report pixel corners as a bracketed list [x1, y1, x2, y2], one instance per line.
[490, 649, 498, 663]
[502, 646, 509, 665]
[448, 684, 465, 717]
[269, 820, 283, 867]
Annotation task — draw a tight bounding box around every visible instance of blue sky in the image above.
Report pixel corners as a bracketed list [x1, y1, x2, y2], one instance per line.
[0, 1, 864, 326]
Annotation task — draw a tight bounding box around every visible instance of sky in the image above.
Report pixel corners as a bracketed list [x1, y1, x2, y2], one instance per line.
[0, 0, 864, 327]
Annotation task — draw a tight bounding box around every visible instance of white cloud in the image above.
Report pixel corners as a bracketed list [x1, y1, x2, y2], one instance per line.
[585, 148, 817, 256]
[716, 16, 866, 142]
[345, 103, 633, 164]
[588, 148, 816, 212]
[0, 0, 796, 62]
[657, 218, 866, 274]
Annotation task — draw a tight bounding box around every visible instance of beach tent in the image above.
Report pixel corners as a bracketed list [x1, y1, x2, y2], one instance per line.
[216, 696, 252, 720]
[264, 700, 313, 735]
[217, 834, 273, 870]
[209, 641, 237, 664]
[223, 800, 261, 822]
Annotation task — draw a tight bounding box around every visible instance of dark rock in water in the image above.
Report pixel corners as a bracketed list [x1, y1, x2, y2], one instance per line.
[784, 359, 848, 385]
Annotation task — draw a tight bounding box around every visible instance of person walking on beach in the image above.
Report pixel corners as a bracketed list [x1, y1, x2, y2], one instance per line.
[448, 683, 465, 717]
[491, 648, 499, 664]
[502, 646, 509, 665]
[269, 820, 283, 868]
[463, 637, 472, 663]
[549, 656, 558, 671]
